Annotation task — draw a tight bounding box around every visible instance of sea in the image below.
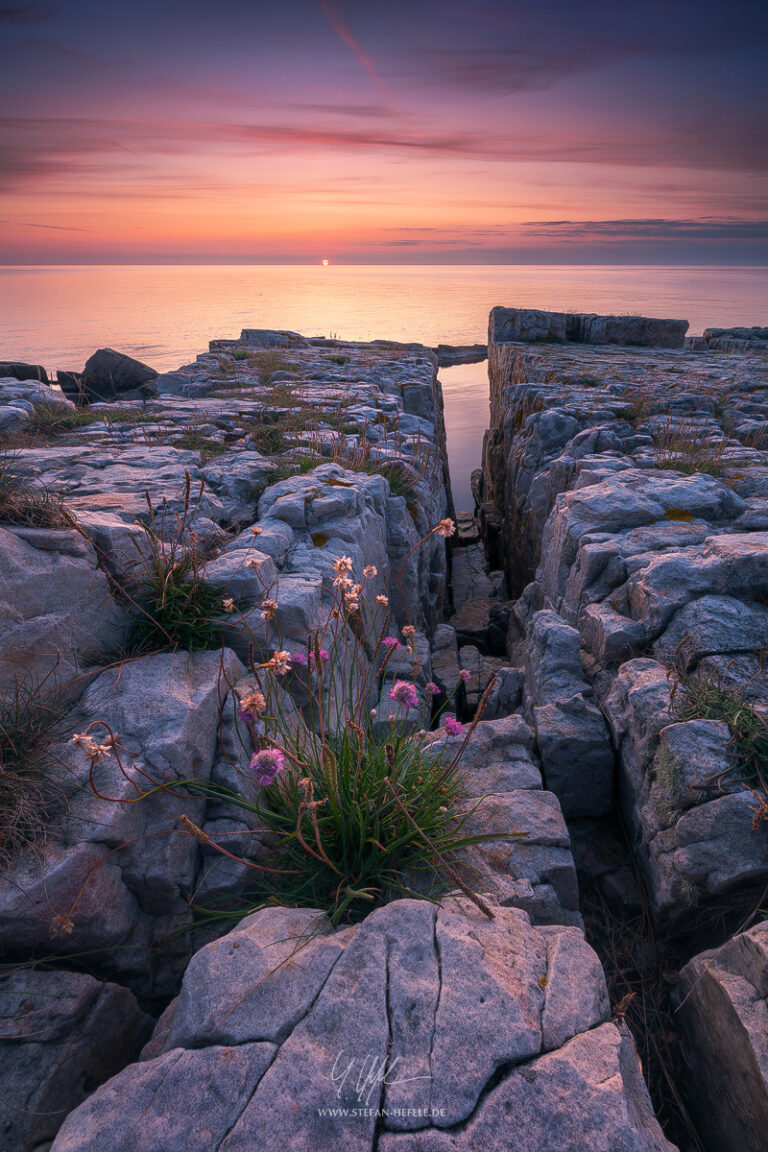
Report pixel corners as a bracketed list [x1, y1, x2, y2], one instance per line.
[3, 264, 767, 509]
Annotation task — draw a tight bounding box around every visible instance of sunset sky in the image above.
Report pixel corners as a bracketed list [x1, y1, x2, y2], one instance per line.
[2, 0, 767, 263]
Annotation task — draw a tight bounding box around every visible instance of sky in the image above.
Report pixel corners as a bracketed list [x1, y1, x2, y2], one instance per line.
[1, 0, 767, 264]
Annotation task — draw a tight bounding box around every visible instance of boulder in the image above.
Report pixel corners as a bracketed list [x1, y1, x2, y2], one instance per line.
[0, 969, 151, 1152]
[423, 715, 581, 927]
[524, 611, 614, 818]
[0, 361, 48, 384]
[675, 923, 768, 1152]
[57, 370, 86, 404]
[0, 649, 245, 994]
[0, 525, 128, 696]
[49, 899, 672, 1152]
[80, 348, 158, 403]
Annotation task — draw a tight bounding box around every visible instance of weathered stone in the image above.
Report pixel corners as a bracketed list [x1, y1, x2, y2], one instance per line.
[0, 969, 151, 1152]
[0, 650, 245, 993]
[674, 923, 768, 1152]
[604, 657, 768, 926]
[0, 361, 49, 383]
[490, 305, 687, 348]
[0, 525, 128, 695]
[653, 593, 768, 669]
[239, 328, 310, 347]
[524, 611, 614, 817]
[81, 348, 159, 403]
[48, 899, 670, 1152]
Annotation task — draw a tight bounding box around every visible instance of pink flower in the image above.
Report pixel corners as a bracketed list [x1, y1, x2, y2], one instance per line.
[459, 668, 472, 682]
[290, 650, 308, 666]
[389, 680, 420, 710]
[383, 637, 401, 651]
[444, 717, 464, 736]
[425, 681, 441, 697]
[308, 649, 329, 665]
[249, 747, 286, 786]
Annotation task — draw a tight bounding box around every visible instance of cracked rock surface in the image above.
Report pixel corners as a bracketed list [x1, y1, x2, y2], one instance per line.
[482, 331, 768, 928]
[674, 922, 768, 1152]
[50, 898, 674, 1152]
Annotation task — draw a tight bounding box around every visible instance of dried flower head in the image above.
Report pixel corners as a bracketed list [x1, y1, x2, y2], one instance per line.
[363, 565, 377, 578]
[267, 650, 292, 675]
[69, 733, 113, 762]
[238, 688, 266, 718]
[251, 525, 263, 536]
[51, 913, 75, 937]
[437, 518, 456, 538]
[260, 598, 278, 620]
[376, 594, 389, 607]
[245, 557, 262, 570]
[402, 625, 416, 638]
[222, 597, 236, 613]
[332, 555, 353, 575]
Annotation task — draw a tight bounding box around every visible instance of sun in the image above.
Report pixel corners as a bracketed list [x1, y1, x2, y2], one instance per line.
[322, 259, 329, 266]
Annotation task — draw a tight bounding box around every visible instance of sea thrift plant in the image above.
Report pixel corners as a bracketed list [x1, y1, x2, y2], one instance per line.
[74, 514, 509, 928]
[389, 680, 420, 711]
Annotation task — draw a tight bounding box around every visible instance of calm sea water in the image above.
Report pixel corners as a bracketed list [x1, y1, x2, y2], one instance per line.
[3, 264, 767, 508]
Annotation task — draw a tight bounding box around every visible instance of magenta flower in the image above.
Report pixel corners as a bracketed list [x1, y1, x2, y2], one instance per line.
[425, 681, 441, 697]
[249, 747, 286, 786]
[459, 668, 472, 682]
[389, 680, 420, 710]
[444, 717, 464, 736]
[383, 637, 401, 651]
[290, 650, 308, 666]
[308, 649, 329, 665]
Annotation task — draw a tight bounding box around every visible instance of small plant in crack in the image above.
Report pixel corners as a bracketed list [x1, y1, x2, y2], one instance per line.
[670, 671, 768, 794]
[122, 476, 232, 655]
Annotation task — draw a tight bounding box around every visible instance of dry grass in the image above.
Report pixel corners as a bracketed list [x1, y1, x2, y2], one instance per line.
[0, 680, 68, 866]
[0, 454, 74, 529]
[652, 419, 729, 476]
[621, 375, 661, 423]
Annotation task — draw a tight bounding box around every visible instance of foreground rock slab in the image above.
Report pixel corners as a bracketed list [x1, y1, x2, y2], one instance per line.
[50, 899, 675, 1152]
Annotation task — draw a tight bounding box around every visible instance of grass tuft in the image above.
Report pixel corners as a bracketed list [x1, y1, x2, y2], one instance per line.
[652, 419, 728, 476]
[123, 477, 230, 654]
[0, 681, 67, 866]
[0, 454, 74, 529]
[671, 672, 768, 789]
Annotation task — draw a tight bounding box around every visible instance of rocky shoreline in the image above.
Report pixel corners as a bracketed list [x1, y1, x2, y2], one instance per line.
[1, 314, 766, 1151]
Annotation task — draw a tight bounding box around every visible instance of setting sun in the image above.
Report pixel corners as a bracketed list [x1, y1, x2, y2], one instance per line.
[322, 259, 330, 266]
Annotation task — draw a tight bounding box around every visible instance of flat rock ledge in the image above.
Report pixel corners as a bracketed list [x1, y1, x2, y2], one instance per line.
[50, 899, 673, 1152]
